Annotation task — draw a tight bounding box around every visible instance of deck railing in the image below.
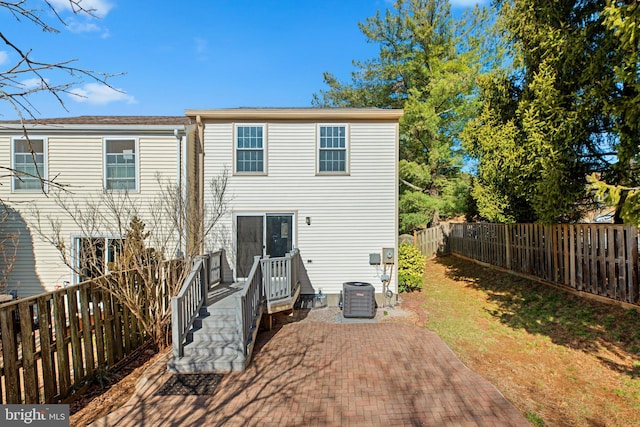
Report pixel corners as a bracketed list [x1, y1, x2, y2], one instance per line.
[235, 256, 264, 356]
[262, 249, 301, 304]
[171, 250, 224, 358]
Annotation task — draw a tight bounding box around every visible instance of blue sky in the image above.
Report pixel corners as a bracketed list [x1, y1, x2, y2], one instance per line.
[0, 0, 485, 119]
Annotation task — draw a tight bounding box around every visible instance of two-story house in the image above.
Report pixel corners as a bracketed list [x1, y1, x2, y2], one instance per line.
[191, 108, 401, 305]
[0, 109, 401, 305]
[0, 116, 195, 296]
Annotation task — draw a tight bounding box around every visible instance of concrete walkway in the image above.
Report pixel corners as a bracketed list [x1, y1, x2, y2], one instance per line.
[93, 321, 529, 426]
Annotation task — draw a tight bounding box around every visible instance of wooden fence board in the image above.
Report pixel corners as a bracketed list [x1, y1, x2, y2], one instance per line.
[619, 228, 628, 302]
[53, 292, 71, 398]
[36, 297, 56, 403]
[1, 257, 186, 404]
[123, 305, 131, 355]
[446, 223, 639, 308]
[552, 225, 559, 283]
[91, 285, 106, 369]
[67, 289, 84, 385]
[113, 300, 124, 363]
[606, 226, 615, 299]
[18, 302, 38, 404]
[629, 229, 639, 303]
[131, 308, 140, 349]
[103, 292, 115, 368]
[79, 285, 95, 378]
[1, 307, 21, 403]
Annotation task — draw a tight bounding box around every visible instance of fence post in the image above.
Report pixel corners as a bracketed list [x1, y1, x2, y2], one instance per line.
[505, 224, 512, 270]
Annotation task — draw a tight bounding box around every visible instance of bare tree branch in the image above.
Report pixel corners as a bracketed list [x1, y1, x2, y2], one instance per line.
[0, 0, 123, 233]
[31, 172, 231, 350]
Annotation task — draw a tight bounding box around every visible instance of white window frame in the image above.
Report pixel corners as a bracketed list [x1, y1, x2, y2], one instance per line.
[103, 137, 139, 192]
[71, 234, 123, 284]
[11, 136, 48, 192]
[234, 124, 267, 175]
[317, 124, 349, 175]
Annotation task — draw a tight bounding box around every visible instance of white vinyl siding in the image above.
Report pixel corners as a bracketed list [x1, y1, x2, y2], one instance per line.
[105, 138, 138, 191]
[235, 125, 265, 173]
[203, 120, 398, 298]
[0, 131, 183, 297]
[318, 125, 348, 173]
[12, 138, 47, 191]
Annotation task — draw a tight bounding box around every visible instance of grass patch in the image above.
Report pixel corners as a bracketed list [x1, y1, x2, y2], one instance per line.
[417, 256, 640, 427]
[525, 411, 544, 426]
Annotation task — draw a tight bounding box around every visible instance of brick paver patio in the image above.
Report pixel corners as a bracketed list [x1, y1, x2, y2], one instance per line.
[93, 322, 529, 426]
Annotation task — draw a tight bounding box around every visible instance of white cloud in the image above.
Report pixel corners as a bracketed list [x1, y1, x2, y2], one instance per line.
[69, 21, 100, 32]
[449, 0, 488, 7]
[21, 78, 49, 90]
[66, 19, 111, 37]
[48, 0, 114, 18]
[69, 83, 136, 105]
[0, 51, 8, 65]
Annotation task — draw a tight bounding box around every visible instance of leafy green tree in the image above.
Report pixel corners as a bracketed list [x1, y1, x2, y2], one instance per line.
[464, 0, 633, 224]
[588, 1, 640, 223]
[314, 0, 494, 232]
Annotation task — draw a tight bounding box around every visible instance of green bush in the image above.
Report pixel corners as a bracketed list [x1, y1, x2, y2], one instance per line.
[398, 242, 426, 292]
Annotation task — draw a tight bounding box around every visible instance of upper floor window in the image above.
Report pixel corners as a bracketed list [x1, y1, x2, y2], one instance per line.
[236, 125, 265, 173]
[13, 138, 46, 192]
[105, 139, 137, 191]
[318, 125, 347, 173]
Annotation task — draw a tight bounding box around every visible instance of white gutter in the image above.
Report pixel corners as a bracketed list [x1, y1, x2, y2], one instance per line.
[0, 124, 189, 135]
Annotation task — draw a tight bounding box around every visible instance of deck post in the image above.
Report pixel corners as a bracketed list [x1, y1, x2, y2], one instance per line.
[219, 248, 225, 284]
[171, 296, 182, 357]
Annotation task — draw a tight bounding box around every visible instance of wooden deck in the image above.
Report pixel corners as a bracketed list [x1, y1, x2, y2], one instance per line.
[169, 250, 304, 373]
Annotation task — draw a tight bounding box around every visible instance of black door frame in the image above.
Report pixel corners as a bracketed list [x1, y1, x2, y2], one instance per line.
[234, 212, 295, 279]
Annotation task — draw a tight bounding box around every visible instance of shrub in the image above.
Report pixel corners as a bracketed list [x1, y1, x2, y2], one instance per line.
[398, 242, 426, 292]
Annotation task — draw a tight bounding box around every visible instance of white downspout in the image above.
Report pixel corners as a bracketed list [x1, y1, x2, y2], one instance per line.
[174, 128, 185, 258]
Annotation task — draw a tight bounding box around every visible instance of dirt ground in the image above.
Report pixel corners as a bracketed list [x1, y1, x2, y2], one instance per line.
[70, 257, 640, 426]
[69, 346, 166, 427]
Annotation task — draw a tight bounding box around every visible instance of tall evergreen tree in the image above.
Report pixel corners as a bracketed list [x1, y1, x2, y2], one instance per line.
[589, 1, 640, 224]
[465, 0, 638, 224]
[314, 0, 494, 232]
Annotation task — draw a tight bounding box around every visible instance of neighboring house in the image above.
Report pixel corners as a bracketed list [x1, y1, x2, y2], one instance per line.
[0, 116, 195, 296]
[0, 109, 401, 304]
[189, 108, 402, 305]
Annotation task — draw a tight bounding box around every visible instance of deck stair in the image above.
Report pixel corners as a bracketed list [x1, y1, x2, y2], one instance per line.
[168, 283, 249, 373]
[169, 250, 304, 373]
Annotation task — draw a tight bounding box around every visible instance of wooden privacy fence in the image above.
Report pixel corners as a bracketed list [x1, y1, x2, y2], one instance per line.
[447, 223, 640, 306]
[0, 259, 183, 405]
[413, 224, 450, 258]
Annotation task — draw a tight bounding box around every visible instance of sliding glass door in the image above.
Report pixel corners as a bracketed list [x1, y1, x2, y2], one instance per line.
[236, 213, 294, 278]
